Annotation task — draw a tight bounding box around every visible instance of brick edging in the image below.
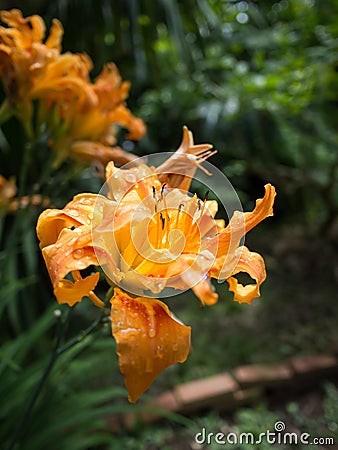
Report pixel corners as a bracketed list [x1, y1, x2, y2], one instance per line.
[108, 353, 338, 430]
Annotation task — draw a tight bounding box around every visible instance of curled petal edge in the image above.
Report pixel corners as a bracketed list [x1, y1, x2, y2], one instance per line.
[227, 246, 266, 304]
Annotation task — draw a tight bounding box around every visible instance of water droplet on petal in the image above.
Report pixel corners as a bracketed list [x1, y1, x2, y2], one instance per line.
[126, 173, 137, 183]
[73, 248, 84, 259]
[156, 345, 164, 358]
[68, 209, 79, 217]
[70, 260, 85, 269]
[68, 237, 77, 246]
[155, 281, 163, 291]
[147, 313, 156, 338]
[148, 327, 156, 339]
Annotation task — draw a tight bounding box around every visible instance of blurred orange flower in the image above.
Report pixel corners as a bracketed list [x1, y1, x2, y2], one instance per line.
[0, 175, 16, 209]
[0, 9, 145, 167]
[37, 127, 276, 402]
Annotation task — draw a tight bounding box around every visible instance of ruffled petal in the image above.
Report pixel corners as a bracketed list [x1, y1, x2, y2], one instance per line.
[45, 18, 63, 50]
[227, 246, 266, 304]
[36, 193, 98, 248]
[110, 288, 191, 403]
[211, 184, 276, 280]
[54, 272, 100, 307]
[243, 184, 276, 234]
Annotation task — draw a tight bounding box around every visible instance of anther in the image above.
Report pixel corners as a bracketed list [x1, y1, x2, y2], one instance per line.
[160, 212, 165, 230]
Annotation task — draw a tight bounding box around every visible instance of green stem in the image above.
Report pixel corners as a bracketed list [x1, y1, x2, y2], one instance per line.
[18, 141, 34, 198]
[6, 308, 106, 450]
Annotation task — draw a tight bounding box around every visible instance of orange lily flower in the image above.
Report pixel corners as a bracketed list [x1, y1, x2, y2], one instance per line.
[0, 174, 16, 210]
[0, 9, 145, 166]
[37, 127, 276, 402]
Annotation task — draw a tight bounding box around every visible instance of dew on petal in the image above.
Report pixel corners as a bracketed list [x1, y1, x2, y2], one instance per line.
[73, 248, 85, 259]
[126, 173, 137, 183]
[68, 209, 79, 217]
[147, 312, 156, 338]
[72, 260, 86, 269]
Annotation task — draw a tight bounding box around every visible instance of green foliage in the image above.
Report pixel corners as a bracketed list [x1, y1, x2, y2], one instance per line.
[287, 382, 338, 439]
[41, 0, 338, 230]
[0, 303, 134, 450]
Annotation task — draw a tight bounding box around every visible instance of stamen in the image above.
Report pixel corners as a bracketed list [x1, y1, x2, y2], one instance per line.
[184, 149, 218, 176]
[160, 184, 170, 238]
[175, 203, 184, 228]
[88, 291, 105, 308]
[160, 212, 165, 230]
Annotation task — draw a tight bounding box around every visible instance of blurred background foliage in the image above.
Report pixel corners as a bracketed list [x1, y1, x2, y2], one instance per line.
[1, 0, 337, 449]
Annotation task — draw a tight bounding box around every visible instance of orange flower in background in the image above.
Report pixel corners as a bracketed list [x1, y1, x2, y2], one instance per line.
[0, 175, 16, 209]
[0, 9, 145, 167]
[37, 127, 276, 402]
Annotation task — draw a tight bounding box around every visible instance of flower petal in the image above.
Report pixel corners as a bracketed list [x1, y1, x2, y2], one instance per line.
[36, 193, 98, 248]
[70, 141, 137, 166]
[192, 277, 218, 306]
[54, 272, 100, 307]
[156, 126, 215, 191]
[227, 246, 266, 304]
[243, 184, 276, 234]
[110, 288, 191, 403]
[211, 184, 276, 280]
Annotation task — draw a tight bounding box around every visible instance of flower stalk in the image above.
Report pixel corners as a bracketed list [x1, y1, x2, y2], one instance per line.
[6, 307, 107, 450]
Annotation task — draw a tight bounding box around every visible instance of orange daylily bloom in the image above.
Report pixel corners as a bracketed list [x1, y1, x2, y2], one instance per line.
[0, 174, 50, 215]
[37, 127, 276, 401]
[0, 174, 16, 209]
[0, 9, 145, 166]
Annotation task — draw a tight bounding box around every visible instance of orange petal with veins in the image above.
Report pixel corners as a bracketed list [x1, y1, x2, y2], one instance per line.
[110, 288, 191, 403]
